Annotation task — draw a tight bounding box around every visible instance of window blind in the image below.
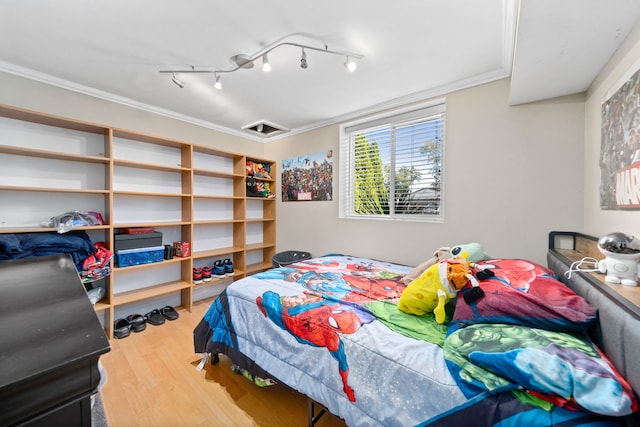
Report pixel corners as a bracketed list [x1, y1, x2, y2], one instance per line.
[342, 103, 445, 220]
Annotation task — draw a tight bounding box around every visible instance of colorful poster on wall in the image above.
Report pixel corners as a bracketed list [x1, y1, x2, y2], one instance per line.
[600, 60, 640, 210]
[281, 150, 333, 201]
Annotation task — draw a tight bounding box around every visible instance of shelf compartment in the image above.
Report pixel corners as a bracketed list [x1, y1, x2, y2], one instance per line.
[245, 242, 276, 251]
[193, 219, 243, 225]
[0, 225, 110, 234]
[113, 194, 189, 224]
[0, 113, 108, 158]
[246, 220, 275, 247]
[112, 221, 189, 228]
[193, 197, 236, 223]
[248, 176, 276, 183]
[113, 257, 185, 271]
[192, 146, 238, 173]
[0, 105, 108, 135]
[0, 144, 108, 164]
[193, 274, 242, 286]
[113, 165, 186, 195]
[194, 174, 235, 198]
[93, 301, 111, 312]
[0, 190, 108, 229]
[193, 194, 244, 200]
[112, 279, 191, 306]
[192, 245, 244, 260]
[192, 223, 236, 254]
[113, 158, 190, 173]
[0, 153, 108, 192]
[0, 186, 109, 194]
[112, 190, 188, 197]
[112, 131, 188, 168]
[246, 261, 272, 275]
[192, 168, 242, 179]
[246, 244, 276, 275]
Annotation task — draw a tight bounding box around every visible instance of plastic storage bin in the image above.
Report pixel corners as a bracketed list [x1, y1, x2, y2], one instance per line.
[116, 246, 165, 268]
[272, 250, 312, 268]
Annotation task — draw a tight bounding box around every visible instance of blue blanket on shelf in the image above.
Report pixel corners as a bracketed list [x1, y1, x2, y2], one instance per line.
[0, 231, 96, 268]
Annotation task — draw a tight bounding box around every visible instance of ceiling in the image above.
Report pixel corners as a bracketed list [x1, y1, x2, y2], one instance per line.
[1, 0, 639, 142]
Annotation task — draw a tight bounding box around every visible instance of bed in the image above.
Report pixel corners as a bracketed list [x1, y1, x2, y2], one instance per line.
[193, 236, 640, 426]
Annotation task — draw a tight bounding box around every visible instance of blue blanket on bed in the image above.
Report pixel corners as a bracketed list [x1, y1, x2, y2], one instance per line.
[193, 255, 637, 427]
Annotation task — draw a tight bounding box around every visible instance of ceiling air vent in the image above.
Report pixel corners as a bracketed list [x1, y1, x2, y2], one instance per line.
[242, 120, 289, 138]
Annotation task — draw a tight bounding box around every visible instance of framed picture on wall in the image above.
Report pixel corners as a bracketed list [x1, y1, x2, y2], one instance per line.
[600, 59, 640, 210]
[281, 150, 333, 201]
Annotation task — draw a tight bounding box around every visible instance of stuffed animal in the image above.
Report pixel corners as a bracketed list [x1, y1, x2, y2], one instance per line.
[402, 246, 451, 285]
[402, 242, 490, 285]
[399, 258, 476, 323]
[246, 160, 273, 181]
[263, 182, 275, 198]
[450, 243, 491, 263]
[246, 160, 256, 176]
[255, 163, 272, 179]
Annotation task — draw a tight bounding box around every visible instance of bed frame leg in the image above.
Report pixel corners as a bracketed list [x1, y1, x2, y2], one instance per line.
[308, 399, 326, 427]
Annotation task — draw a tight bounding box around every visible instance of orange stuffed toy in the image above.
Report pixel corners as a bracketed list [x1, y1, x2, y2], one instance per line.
[398, 257, 483, 323]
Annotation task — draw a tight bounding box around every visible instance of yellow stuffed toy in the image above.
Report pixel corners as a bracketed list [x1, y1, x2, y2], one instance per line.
[398, 258, 476, 323]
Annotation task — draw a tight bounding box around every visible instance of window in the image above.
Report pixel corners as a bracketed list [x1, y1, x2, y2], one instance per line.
[340, 101, 444, 221]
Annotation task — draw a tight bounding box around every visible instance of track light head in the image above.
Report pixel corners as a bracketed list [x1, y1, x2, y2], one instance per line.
[171, 73, 185, 88]
[214, 74, 222, 90]
[300, 49, 308, 69]
[344, 57, 357, 72]
[262, 54, 271, 72]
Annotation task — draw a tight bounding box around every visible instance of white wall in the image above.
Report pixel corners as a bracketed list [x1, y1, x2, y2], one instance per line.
[266, 78, 585, 266]
[584, 20, 640, 238]
[0, 71, 264, 157]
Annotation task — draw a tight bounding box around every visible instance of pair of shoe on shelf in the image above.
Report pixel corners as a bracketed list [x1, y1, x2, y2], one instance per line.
[113, 305, 179, 339]
[193, 259, 234, 284]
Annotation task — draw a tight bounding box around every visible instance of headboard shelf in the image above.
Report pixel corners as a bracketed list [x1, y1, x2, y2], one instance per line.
[549, 231, 640, 317]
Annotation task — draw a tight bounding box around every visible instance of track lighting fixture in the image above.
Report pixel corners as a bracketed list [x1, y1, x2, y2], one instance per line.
[262, 54, 271, 72]
[344, 56, 357, 72]
[159, 33, 363, 89]
[171, 73, 184, 88]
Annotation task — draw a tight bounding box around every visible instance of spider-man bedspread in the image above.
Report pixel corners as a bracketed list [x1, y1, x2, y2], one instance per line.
[193, 255, 638, 427]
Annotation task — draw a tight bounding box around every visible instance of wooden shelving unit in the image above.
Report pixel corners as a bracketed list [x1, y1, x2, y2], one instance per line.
[0, 104, 276, 338]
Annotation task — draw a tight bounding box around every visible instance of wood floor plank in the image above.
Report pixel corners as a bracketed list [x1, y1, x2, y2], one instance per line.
[100, 298, 347, 427]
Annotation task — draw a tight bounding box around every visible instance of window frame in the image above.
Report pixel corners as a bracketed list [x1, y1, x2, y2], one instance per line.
[339, 100, 445, 222]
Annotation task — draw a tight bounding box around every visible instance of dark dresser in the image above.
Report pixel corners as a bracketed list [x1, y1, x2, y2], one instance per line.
[0, 254, 111, 426]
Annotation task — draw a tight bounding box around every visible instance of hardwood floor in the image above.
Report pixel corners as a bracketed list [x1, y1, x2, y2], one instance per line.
[100, 298, 347, 427]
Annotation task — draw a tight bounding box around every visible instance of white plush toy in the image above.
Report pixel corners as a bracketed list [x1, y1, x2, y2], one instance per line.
[597, 232, 640, 286]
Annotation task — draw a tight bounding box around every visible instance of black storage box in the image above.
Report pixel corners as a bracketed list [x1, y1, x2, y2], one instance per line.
[114, 232, 162, 251]
[272, 250, 312, 268]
